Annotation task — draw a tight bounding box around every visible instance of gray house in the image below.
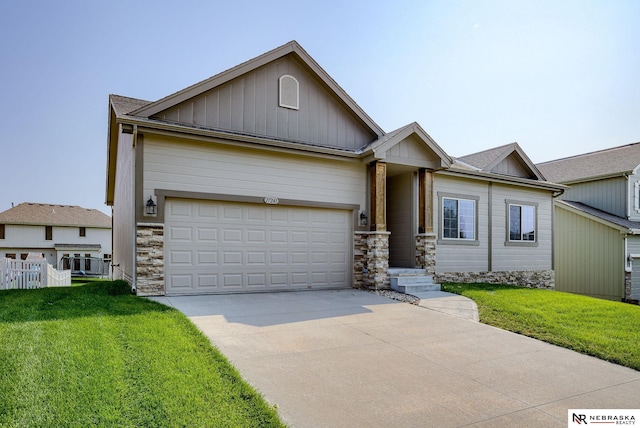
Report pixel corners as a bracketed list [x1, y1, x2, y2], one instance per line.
[538, 143, 640, 302]
[106, 41, 564, 296]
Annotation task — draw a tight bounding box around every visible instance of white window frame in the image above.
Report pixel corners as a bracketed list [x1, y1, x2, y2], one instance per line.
[506, 200, 538, 246]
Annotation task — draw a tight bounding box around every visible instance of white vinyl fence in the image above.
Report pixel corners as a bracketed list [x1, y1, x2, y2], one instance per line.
[0, 258, 71, 290]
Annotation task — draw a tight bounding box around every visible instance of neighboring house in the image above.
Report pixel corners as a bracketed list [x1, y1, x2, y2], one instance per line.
[538, 143, 640, 302]
[0, 203, 112, 273]
[106, 40, 564, 296]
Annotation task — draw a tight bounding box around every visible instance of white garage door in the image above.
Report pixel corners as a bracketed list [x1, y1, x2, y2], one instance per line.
[164, 199, 352, 295]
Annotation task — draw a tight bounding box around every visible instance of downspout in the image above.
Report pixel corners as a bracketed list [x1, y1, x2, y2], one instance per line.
[550, 188, 565, 271]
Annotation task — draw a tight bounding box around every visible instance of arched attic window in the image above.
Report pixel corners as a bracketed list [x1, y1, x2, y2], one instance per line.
[279, 75, 299, 110]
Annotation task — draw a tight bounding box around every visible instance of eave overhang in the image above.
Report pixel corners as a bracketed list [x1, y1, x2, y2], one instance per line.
[437, 168, 567, 193]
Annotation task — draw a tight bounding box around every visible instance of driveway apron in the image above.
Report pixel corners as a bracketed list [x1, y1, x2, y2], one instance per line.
[150, 290, 640, 428]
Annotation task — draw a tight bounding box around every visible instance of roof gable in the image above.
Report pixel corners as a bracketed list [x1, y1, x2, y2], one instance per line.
[537, 142, 640, 183]
[0, 203, 111, 228]
[147, 53, 379, 150]
[128, 41, 384, 150]
[457, 143, 545, 180]
[363, 122, 452, 170]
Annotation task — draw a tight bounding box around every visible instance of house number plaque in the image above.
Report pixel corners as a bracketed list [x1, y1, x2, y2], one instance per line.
[264, 197, 279, 205]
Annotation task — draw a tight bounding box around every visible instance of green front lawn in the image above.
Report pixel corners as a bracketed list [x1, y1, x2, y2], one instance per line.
[441, 283, 640, 371]
[0, 281, 284, 427]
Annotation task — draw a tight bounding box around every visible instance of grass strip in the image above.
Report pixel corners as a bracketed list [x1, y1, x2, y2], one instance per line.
[0, 281, 284, 427]
[441, 283, 640, 371]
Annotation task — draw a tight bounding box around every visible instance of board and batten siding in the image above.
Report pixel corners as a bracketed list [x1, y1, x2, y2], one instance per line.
[433, 175, 489, 272]
[490, 184, 553, 271]
[561, 176, 627, 218]
[143, 135, 367, 210]
[554, 204, 625, 300]
[113, 130, 136, 282]
[153, 56, 376, 151]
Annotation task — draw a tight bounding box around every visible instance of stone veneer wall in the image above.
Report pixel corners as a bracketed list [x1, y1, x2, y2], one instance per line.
[353, 231, 390, 290]
[136, 223, 165, 296]
[624, 271, 639, 304]
[434, 270, 555, 290]
[415, 233, 437, 274]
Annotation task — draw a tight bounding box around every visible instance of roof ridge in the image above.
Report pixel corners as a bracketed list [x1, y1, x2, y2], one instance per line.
[538, 141, 640, 165]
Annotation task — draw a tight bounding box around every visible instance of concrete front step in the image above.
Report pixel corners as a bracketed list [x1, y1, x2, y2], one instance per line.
[389, 268, 441, 293]
[390, 282, 442, 293]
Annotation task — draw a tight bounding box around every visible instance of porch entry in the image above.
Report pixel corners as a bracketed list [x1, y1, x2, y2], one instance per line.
[387, 172, 416, 268]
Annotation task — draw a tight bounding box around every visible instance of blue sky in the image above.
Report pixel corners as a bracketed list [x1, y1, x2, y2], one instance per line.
[1, 0, 639, 215]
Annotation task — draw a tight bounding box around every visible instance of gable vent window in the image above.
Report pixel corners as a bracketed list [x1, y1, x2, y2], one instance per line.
[279, 75, 299, 110]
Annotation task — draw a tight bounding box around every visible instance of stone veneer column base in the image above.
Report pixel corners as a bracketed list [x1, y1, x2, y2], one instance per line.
[354, 231, 390, 290]
[136, 223, 165, 296]
[433, 270, 555, 290]
[415, 233, 436, 274]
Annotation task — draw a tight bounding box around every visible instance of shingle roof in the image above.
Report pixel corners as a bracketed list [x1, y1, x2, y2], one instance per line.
[110, 94, 151, 117]
[456, 143, 518, 170]
[455, 142, 546, 181]
[559, 200, 640, 231]
[537, 142, 640, 183]
[0, 203, 111, 228]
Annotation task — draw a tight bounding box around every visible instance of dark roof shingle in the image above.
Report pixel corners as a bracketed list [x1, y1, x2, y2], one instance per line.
[537, 142, 640, 183]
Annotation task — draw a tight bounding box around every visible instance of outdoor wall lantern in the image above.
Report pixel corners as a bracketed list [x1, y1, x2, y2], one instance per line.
[145, 196, 157, 216]
[359, 211, 368, 226]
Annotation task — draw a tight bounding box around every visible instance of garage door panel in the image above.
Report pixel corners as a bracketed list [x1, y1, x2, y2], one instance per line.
[223, 229, 242, 243]
[270, 230, 288, 243]
[270, 273, 288, 285]
[247, 252, 266, 265]
[219, 274, 240, 287]
[197, 251, 217, 265]
[197, 274, 218, 288]
[223, 251, 242, 265]
[169, 274, 193, 289]
[169, 251, 192, 265]
[196, 227, 217, 242]
[169, 226, 192, 241]
[165, 199, 351, 294]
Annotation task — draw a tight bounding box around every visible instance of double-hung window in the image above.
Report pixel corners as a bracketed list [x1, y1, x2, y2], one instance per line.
[508, 202, 536, 242]
[442, 197, 476, 240]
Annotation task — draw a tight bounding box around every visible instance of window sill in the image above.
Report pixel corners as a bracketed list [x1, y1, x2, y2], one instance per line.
[504, 241, 538, 247]
[437, 239, 480, 246]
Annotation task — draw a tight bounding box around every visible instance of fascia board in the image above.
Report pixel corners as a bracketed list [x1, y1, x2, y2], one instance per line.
[121, 117, 361, 161]
[560, 172, 630, 185]
[484, 144, 546, 180]
[372, 123, 452, 167]
[437, 169, 567, 192]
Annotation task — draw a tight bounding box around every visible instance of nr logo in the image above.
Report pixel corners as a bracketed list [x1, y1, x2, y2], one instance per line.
[573, 413, 588, 424]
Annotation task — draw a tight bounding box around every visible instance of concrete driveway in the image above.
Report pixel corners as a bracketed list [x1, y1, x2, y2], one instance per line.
[150, 290, 640, 427]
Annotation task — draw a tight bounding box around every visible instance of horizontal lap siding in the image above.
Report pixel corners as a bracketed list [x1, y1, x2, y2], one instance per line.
[113, 131, 135, 281]
[491, 184, 553, 271]
[433, 176, 489, 272]
[143, 136, 366, 209]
